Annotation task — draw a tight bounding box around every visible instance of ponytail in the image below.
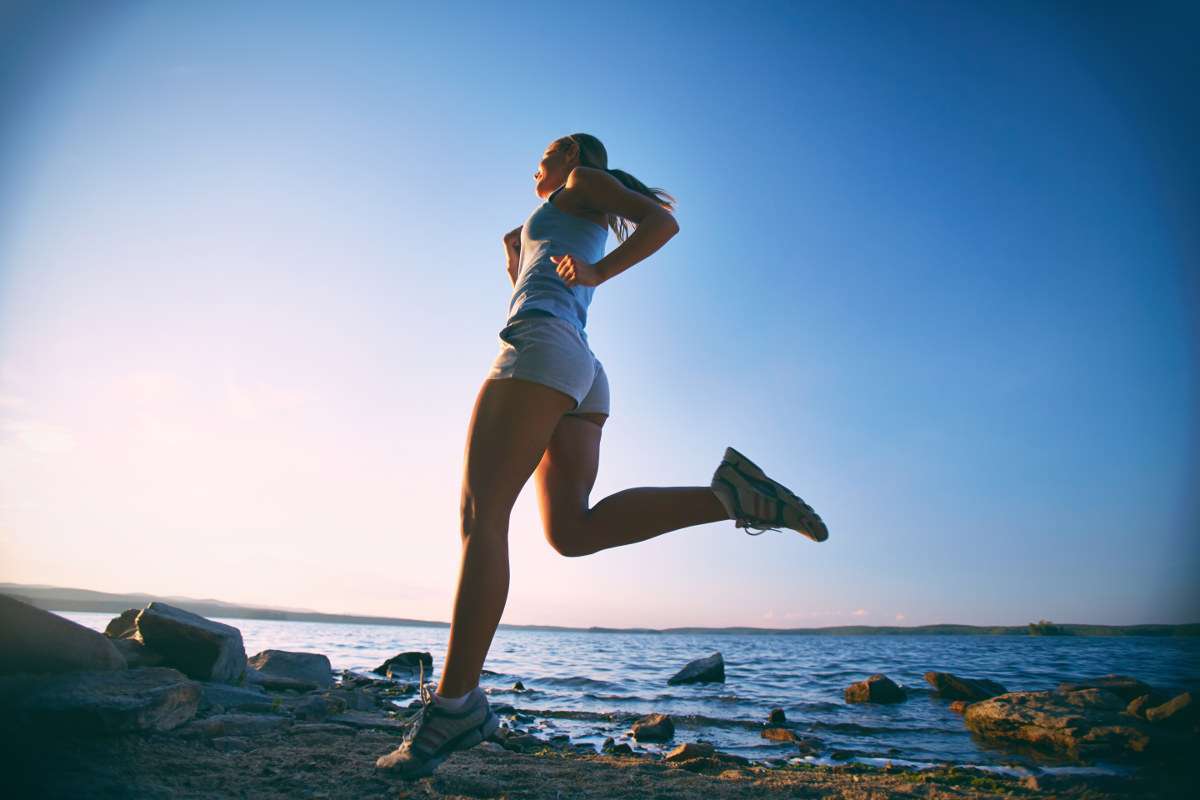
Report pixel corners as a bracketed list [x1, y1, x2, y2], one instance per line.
[562, 133, 677, 243]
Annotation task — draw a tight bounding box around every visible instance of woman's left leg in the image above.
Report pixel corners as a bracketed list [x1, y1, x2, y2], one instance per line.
[533, 413, 729, 557]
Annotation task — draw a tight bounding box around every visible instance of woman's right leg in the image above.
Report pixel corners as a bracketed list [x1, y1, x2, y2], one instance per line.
[435, 375, 575, 698]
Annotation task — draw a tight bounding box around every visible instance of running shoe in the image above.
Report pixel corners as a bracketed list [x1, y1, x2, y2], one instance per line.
[374, 661, 500, 780]
[710, 446, 829, 541]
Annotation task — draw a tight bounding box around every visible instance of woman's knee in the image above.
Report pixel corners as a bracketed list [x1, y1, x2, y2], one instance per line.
[460, 492, 513, 540]
[544, 520, 591, 558]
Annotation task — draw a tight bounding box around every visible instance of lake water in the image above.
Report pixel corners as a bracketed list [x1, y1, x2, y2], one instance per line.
[62, 611, 1200, 775]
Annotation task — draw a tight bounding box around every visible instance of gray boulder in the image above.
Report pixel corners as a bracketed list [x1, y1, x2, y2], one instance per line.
[845, 674, 906, 704]
[0, 594, 127, 675]
[174, 712, 291, 739]
[134, 602, 246, 684]
[247, 650, 332, 690]
[667, 652, 725, 685]
[0, 666, 199, 733]
[924, 671, 1007, 701]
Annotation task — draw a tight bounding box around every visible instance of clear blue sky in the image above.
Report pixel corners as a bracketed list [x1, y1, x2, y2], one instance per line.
[1, 0, 1196, 628]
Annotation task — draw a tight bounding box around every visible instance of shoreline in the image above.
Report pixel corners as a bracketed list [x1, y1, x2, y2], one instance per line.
[8, 721, 1185, 800]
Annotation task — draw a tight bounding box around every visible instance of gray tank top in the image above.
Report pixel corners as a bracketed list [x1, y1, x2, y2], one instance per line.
[506, 184, 609, 336]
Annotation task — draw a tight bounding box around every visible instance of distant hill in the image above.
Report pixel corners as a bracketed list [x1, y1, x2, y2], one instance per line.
[3, 583, 1197, 636]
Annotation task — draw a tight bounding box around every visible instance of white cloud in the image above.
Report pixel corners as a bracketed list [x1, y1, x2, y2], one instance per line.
[852, 608, 868, 617]
[1, 420, 76, 454]
[0, 394, 25, 410]
[895, 613, 906, 621]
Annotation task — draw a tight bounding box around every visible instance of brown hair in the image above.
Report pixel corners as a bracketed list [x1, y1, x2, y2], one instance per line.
[558, 133, 676, 244]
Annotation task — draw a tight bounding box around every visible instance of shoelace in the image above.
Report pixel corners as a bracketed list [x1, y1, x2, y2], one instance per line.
[398, 659, 438, 741]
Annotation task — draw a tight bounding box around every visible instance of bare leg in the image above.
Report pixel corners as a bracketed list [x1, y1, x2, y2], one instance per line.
[436, 377, 575, 698]
[535, 414, 731, 558]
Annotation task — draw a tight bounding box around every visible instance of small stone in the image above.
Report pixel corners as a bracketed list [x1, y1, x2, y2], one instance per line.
[512, 680, 525, 691]
[611, 743, 634, 754]
[762, 727, 800, 743]
[844, 674, 906, 704]
[601, 736, 615, 752]
[373, 651, 432, 678]
[923, 671, 1006, 701]
[631, 712, 675, 741]
[949, 700, 970, 714]
[665, 741, 715, 762]
[767, 707, 786, 724]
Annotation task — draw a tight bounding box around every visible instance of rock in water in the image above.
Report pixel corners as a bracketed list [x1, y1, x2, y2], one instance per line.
[667, 652, 725, 685]
[964, 688, 1157, 759]
[247, 650, 333, 690]
[923, 671, 1006, 701]
[844, 674, 907, 704]
[134, 602, 246, 684]
[0, 667, 200, 733]
[1145, 692, 1195, 728]
[0, 594, 127, 675]
[767, 707, 786, 724]
[631, 712, 675, 741]
[373, 651, 433, 677]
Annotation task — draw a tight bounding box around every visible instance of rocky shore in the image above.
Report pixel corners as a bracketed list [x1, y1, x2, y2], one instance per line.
[1, 595, 1195, 798]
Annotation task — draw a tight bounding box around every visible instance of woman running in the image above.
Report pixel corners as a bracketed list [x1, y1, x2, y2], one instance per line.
[376, 133, 828, 779]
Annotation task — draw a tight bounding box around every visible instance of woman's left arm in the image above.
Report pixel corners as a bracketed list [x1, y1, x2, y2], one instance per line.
[572, 167, 679, 286]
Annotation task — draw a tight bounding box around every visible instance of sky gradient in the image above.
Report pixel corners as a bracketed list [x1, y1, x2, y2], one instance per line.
[1, 0, 1197, 629]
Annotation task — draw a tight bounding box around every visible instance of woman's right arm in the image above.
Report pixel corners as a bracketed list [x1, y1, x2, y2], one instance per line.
[503, 226, 522, 287]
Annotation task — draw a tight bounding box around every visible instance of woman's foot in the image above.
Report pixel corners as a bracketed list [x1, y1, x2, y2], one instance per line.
[374, 683, 500, 780]
[710, 446, 829, 541]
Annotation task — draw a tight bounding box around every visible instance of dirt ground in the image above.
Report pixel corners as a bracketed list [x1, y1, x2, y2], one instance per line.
[4, 724, 1191, 800]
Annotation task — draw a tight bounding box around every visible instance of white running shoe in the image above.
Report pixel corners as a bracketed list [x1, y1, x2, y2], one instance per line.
[710, 446, 829, 542]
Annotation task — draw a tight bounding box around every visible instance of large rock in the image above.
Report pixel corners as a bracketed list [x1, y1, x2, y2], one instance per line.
[0, 594, 127, 675]
[133, 602, 246, 684]
[0, 667, 199, 733]
[924, 671, 1006, 701]
[844, 674, 906, 704]
[247, 650, 333, 690]
[631, 712, 675, 741]
[667, 652, 725, 685]
[244, 665, 319, 692]
[373, 651, 432, 678]
[964, 688, 1161, 759]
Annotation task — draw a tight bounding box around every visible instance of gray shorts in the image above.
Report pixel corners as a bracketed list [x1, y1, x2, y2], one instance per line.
[487, 313, 610, 417]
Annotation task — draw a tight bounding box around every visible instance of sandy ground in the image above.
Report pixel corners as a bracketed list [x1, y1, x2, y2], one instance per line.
[4, 724, 1191, 800]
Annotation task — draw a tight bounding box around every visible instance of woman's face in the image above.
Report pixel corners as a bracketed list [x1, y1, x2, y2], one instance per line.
[533, 139, 578, 198]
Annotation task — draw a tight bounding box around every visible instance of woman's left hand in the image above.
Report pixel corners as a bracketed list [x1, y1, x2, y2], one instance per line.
[551, 254, 603, 288]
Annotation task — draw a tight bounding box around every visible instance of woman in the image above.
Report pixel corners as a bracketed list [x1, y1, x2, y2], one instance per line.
[376, 133, 828, 779]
